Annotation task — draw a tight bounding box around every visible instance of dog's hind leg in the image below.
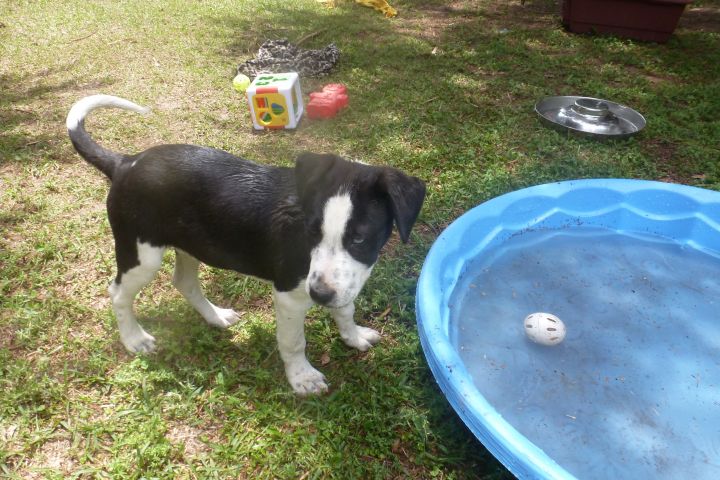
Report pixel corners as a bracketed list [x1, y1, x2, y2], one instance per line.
[273, 283, 328, 396]
[109, 241, 165, 353]
[172, 249, 242, 328]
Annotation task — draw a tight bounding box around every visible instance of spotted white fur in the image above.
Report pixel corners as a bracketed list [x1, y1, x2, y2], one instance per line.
[306, 194, 374, 308]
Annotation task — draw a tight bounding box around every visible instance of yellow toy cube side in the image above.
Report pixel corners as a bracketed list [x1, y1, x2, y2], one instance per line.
[246, 72, 304, 130]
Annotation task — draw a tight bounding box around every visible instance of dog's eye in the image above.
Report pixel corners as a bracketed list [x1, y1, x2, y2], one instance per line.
[352, 235, 365, 245]
[308, 220, 322, 236]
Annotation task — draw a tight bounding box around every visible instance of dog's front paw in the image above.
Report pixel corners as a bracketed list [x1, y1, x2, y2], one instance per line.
[121, 329, 156, 354]
[341, 325, 381, 352]
[285, 361, 328, 396]
[205, 306, 242, 329]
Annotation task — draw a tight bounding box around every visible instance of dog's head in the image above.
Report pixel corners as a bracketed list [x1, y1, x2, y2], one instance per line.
[295, 152, 426, 308]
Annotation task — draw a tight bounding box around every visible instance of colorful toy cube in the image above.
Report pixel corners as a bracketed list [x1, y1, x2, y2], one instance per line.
[246, 72, 304, 130]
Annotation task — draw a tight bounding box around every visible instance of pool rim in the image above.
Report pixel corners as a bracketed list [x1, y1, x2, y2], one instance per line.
[415, 178, 720, 480]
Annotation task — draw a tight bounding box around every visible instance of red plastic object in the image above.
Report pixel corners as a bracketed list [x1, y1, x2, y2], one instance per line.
[307, 84, 349, 119]
[562, 0, 692, 43]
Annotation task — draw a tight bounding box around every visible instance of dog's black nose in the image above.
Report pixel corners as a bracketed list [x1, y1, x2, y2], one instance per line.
[309, 281, 336, 305]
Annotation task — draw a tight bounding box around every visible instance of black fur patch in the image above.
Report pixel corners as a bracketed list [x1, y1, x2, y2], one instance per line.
[100, 149, 424, 292]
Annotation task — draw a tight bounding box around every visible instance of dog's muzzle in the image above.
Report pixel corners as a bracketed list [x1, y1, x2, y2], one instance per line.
[308, 277, 336, 305]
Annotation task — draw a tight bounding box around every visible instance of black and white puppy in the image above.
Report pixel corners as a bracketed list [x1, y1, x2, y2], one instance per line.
[66, 95, 425, 395]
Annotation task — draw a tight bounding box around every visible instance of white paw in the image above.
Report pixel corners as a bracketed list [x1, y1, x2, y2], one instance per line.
[121, 329, 156, 354]
[205, 307, 242, 329]
[341, 325, 381, 352]
[285, 361, 328, 396]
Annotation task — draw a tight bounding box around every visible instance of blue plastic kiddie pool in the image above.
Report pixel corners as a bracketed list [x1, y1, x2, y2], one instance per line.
[416, 179, 720, 480]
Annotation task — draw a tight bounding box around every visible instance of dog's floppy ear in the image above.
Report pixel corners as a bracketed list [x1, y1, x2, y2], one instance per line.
[378, 168, 426, 243]
[295, 152, 340, 205]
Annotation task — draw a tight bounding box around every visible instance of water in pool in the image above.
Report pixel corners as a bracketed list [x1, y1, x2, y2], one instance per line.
[450, 227, 720, 480]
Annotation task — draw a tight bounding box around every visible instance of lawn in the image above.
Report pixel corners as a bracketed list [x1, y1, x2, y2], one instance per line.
[1, 0, 718, 478]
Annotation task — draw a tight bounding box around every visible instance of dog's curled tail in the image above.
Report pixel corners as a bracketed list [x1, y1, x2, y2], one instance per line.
[66, 94, 150, 180]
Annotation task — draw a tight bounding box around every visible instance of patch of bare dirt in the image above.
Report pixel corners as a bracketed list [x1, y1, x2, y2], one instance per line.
[476, 0, 560, 31]
[17, 438, 76, 479]
[678, 4, 720, 33]
[394, 0, 477, 42]
[625, 65, 676, 86]
[167, 422, 221, 458]
[643, 139, 704, 185]
[395, 0, 560, 41]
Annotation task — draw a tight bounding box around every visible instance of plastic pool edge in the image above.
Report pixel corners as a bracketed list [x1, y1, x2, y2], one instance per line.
[416, 179, 720, 480]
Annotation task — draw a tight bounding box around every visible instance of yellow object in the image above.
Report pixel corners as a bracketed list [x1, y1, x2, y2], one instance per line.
[252, 92, 290, 128]
[232, 73, 251, 92]
[317, 0, 396, 17]
[355, 0, 397, 17]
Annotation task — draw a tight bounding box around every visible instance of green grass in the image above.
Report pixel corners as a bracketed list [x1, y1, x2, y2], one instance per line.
[1, 0, 719, 478]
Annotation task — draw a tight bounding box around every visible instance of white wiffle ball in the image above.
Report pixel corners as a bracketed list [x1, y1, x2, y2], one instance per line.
[524, 312, 566, 346]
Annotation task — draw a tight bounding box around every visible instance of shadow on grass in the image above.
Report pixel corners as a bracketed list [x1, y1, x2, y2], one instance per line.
[0, 69, 116, 167]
